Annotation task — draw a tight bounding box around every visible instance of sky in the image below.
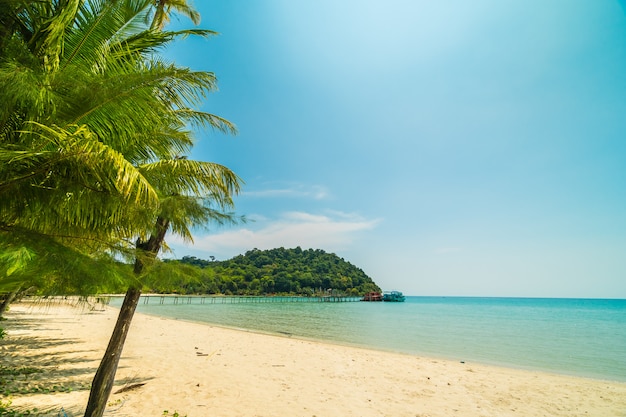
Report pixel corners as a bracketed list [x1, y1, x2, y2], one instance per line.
[162, 0, 626, 298]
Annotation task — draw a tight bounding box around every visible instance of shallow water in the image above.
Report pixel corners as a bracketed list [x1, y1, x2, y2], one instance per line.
[109, 296, 626, 382]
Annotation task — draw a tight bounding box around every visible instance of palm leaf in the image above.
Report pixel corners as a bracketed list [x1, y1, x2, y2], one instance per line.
[157, 194, 243, 242]
[28, 122, 159, 205]
[150, 0, 201, 30]
[139, 158, 241, 201]
[0, 230, 136, 295]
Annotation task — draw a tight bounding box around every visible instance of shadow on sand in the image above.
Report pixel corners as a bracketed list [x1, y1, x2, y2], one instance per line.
[0, 310, 151, 416]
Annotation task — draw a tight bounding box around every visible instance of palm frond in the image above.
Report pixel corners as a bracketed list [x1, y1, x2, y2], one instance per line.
[65, 61, 218, 142]
[0, 122, 161, 243]
[139, 158, 242, 203]
[174, 109, 237, 134]
[0, 230, 135, 295]
[28, 122, 159, 205]
[63, 0, 153, 70]
[0, 55, 54, 125]
[156, 194, 243, 242]
[21, 0, 81, 71]
[150, 0, 201, 30]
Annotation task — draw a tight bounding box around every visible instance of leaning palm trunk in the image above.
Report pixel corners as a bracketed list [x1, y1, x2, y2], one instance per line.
[83, 286, 141, 417]
[84, 217, 169, 417]
[0, 287, 20, 318]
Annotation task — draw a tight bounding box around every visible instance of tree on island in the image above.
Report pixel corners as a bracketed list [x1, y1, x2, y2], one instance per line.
[173, 247, 381, 296]
[0, 1, 241, 416]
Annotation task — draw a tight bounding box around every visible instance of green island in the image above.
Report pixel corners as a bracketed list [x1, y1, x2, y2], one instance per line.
[160, 247, 381, 296]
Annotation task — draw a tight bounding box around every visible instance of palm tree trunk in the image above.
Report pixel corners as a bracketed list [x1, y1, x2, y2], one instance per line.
[83, 286, 141, 417]
[84, 216, 170, 417]
[0, 287, 20, 318]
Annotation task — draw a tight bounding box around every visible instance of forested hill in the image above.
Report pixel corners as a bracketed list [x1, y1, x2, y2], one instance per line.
[176, 247, 381, 296]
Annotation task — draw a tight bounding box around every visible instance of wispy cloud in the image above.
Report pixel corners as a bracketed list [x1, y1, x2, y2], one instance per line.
[242, 184, 330, 200]
[167, 211, 380, 259]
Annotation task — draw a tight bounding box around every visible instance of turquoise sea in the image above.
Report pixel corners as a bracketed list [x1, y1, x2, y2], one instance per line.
[110, 296, 626, 382]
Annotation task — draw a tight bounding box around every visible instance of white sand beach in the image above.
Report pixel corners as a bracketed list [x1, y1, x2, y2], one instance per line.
[2, 300, 626, 417]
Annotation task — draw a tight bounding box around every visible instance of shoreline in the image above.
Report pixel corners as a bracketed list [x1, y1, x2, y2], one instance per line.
[116, 295, 626, 383]
[133, 309, 624, 384]
[2, 301, 626, 416]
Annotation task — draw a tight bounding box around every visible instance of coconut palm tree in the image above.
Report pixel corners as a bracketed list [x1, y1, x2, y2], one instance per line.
[81, 2, 243, 414]
[1, 0, 236, 290]
[1, 2, 242, 415]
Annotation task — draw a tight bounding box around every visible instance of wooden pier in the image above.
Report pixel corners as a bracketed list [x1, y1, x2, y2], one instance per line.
[101, 294, 362, 305]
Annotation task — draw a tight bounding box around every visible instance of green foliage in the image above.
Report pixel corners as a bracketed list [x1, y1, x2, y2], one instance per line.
[0, 247, 32, 278]
[0, 365, 40, 377]
[173, 247, 381, 296]
[0, 362, 82, 397]
[0, 399, 38, 417]
[0, 328, 5, 339]
[0, 0, 241, 298]
[0, 231, 135, 295]
[162, 411, 187, 417]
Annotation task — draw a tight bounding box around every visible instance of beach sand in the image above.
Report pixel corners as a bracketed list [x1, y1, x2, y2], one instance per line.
[2, 300, 625, 417]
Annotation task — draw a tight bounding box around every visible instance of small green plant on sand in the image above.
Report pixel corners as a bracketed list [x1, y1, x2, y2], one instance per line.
[0, 366, 40, 377]
[0, 327, 5, 339]
[0, 399, 39, 417]
[162, 411, 187, 417]
[107, 398, 123, 407]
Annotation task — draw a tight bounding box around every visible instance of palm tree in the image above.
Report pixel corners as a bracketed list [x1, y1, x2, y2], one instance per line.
[82, 2, 243, 414]
[1, 2, 242, 415]
[0, 0, 235, 291]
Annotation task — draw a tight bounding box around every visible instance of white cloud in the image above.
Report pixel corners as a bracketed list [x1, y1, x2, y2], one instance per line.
[242, 184, 330, 200]
[167, 211, 380, 259]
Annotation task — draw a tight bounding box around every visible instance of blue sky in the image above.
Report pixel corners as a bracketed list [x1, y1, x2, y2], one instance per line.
[163, 0, 626, 298]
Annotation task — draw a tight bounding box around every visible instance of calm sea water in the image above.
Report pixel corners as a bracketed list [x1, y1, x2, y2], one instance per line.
[110, 296, 626, 382]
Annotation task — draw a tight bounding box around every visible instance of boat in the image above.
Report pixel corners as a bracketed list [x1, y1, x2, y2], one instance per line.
[361, 291, 383, 301]
[382, 291, 405, 302]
